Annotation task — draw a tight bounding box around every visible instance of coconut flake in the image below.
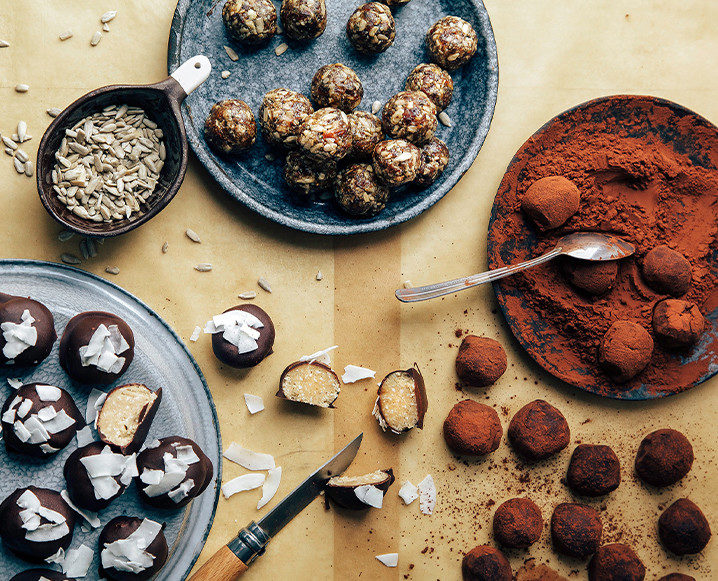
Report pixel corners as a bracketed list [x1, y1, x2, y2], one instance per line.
[341, 365, 376, 384]
[101, 518, 162, 574]
[40, 443, 60, 454]
[189, 326, 201, 342]
[17, 490, 70, 542]
[42, 409, 76, 434]
[244, 393, 264, 414]
[167, 479, 195, 503]
[60, 490, 100, 529]
[221, 473, 265, 499]
[175, 444, 200, 464]
[78, 324, 128, 373]
[141, 448, 198, 501]
[7, 377, 22, 389]
[375, 553, 398, 567]
[35, 384, 62, 401]
[17, 398, 33, 418]
[85, 389, 107, 426]
[45, 547, 65, 565]
[75, 426, 94, 447]
[418, 475, 436, 515]
[257, 466, 282, 510]
[223, 442, 275, 470]
[62, 543, 94, 577]
[398, 481, 419, 505]
[204, 310, 264, 354]
[1, 309, 37, 359]
[299, 345, 338, 365]
[354, 485, 384, 509]
[80, 446, 137, 499]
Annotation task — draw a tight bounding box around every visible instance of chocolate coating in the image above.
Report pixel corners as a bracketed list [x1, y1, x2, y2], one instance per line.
[461, 545, 512, 581]
[658, 498, 711, 555]
[99, 516, 168, 581]
[211, 304, 275, 368]
[455, 335, 507, 387]
[508, 399, 570, 461]
[521, 176, 580, 231]
[443, 399, 502, 456]
[652, 299, 705, 349]
[635, 429, 693, 487]
[598, 320, 653, 383]
[551, 502, 602, 558]
[0, 293, 56, 367]
[588, 543, 645, 581]
[562, 257, 619, 296]
[10, 570, 71, 581]
[493, 498, 543, 548]
[64, 442, 131, 511]
[567, 444, 621, 496]
[642, 245, 692, 296]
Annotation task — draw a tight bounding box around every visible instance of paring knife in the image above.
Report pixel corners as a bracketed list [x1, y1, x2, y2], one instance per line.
[189, 433, 363, 580]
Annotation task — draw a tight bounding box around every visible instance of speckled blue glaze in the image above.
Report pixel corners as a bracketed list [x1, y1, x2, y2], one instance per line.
[168, 0, 498, 235]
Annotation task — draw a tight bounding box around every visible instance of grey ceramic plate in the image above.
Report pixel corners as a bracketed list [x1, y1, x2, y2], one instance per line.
[0, 260, 221, 579]
[168, 0, 498, 235]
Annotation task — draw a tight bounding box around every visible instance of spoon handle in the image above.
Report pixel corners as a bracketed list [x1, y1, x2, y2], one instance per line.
[395, 247, 563, 303]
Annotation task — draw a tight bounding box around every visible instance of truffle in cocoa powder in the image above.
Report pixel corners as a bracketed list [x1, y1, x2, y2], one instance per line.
[658, 498, 712, 555]
[652, 299, 705, 349]
[508, 399, 570, 461]
[492, 497, 543, 548]
[461, 545, 512, 581]
[562, 257, 618, 296]
[550, 502, 603, 558]
[598, 320, 653, 383]
[588, 543, 645, 581]
[455, 335, 507, 387]
[566, 444, 621, 497]
[443, 399, 502, 456]
[635, 428, 693, 487]
[642, 245, 692, 296]
[521, 176, 580, 230]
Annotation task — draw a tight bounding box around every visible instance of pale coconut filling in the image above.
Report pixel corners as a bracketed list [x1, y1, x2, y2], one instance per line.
[281, 363, 340, 407]
[79, 324, 130, 374]
[374, 371, 418, 432]
[96, 384, 157, 447]
[1, 309, 38, 360]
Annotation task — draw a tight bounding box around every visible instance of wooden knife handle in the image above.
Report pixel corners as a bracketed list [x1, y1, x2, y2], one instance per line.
[189, 545, 249, 580]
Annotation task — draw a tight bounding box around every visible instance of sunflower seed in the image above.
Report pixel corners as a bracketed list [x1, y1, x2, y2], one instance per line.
[24, 161, 33, 176]
[275, 43, 288, 56]
[61, 253, 81, 265]
[84, 237, 97, 257]
[102, 23, 111, 33]
[59, 30, 73, 41]
[195, 263, 212, 272]
[79, 238, 90, 260]
[161, 241, 169, 254]
[105, 266, 120, 275]
[58, 230, 75, 242]
[438, 111, 452, 127]
[316, 271, 323, 281]
[47, 107, 63, 118]
[238, 291, 257, 300]
[2, 136, 17, 150]
[185, 228, 201, 243]
[17, 121, 27, 142]
[224, 45, 239, 61]
[13, 158, 25, 173]
[4, 148, 12, 156]
[14, 149, 28, 163]
[100, 10, 118, 23]
[0, 40, 9, 48]
[371, 100, 382, 115]
[221, 70, 231, 79]
[403, 280, 413, 288]
[257, 277, 272, 293]
[90, 31, 102, 46]
[15, 84, 29, 93]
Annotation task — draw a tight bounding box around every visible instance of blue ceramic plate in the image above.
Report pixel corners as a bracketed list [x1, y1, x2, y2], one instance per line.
[168, 0, 498, 235]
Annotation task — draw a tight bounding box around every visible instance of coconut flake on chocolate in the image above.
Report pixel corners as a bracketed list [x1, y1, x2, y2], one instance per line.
[418, 475, 436, 515]
[299, 345, 338, 365]
[85, 389, 107, 426]
[376, 553, 398, 567]
[45, 546, 66, 565]
[78, 324, 130, 374]
[60, 490, 101, 528]
[7, 392, 77, 451]
[80, 446, 138, 500]
[355, 485, 384, 508]
[374, 366, 427, 433]
[7, 377, 22, 389]
[16, 490, 70, 543]
[1, 309, 38, 359]
[221, 474, 266, 499]
[139, 448, 199, 501]
[398, 480, 418, 505]
[75, 426, 94, 447]
[278, 361, 341, 408]
[96, 384, 160, 452]
[101, 518, 162, 574]
[62, 543, 93, 577]
[341, 364, 376, 384]
[204, 310, 264, 354]
[326, 469, 394, 510]
[244, 393, 265, 414]
[257, 466, 282, 510]
[35, 385, 62, 402]
[223, 442, 275, 470]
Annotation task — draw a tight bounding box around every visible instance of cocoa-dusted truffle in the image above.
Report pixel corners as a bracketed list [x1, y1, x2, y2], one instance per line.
[99, 516, 168, 581]
[508, 399, 570, 461]
[205, 304, 275, 368]
[492, 497, 543, 548]
[311, 63, 363, 113]
[204, 99, 257, 155]
[521, 176, 580, 231]
[96, 384, 161, 454]
[278, 360, 341, 407]
[325, 469, 394, 510]
[656, 575, 696, 581]
[551, 502, 603, 558]
[373, 365, 427, 434]
[635, 429, 693, 487]
[598, 320, 653, 383]
[443, 399, 502, 456]
[567, 444, 621, 496]
[642, 245, 692, 296]
[59, 311, 134, 384]
[0, 293, 56, 367]
[562, 257, 619, 296]
[515, 560, 568, 581]
[455, 335, 507, 387]
[588, 543, 645, 581]
[1, 383, 83, 457]
[658, 498, 712, 555]
[461, 545, 512, 581]
[652, 299, 705, 349]
[10, 569, 71, 581]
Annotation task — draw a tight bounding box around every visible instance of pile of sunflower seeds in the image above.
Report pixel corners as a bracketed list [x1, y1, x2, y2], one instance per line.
[2, 121, 34, 178]
[50, 104, 166, 222]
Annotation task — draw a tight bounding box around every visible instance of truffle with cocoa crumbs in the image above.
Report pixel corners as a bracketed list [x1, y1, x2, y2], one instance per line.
[325, 469, 394, 510]
[521, 176, 580, 231]
[373, 365, 427, 433]
[426, 16, 478, 71]
[346, 3, 395, 55]
[99, 516, 168, 581]
[0, 293, 56, 367]
[567, 444, 621, 497]
[311, 64, 363, 113]
[284, 150, 337, 197]
[562, 257, 618, 296]
[515, 560, 568, 581]
[406, 63, 454, 112]
[455, 335, 507, 387]
[642, 245, 692, 297]
[598, 320, 653, 383]
[658, 498, 712, 555]
[493, 497, 543, 548]
[59, 311, 134, 385]
[588, 543, 645, 581]
[508, 399, 570, 461]
[373, 139, 421, 187]
[461, 545, 512, 581]
[335, 163, 389, 218]
[347, 111, 383, 159]
[222, 0, 277, 45]
[382, 91, 437, 145]
[10, 570, 71, 581]
[652, 299, 705, 349]
[278, 360, 341, 407]
[656, 575, 696, 581]
[96, 384, 161, 454]
[415, 138, 449, 187]
[551, 502, 603, 558]
[204, 99, 256, 155]
[207, 304, 275, 369]
[259, 88, 314, 149]
[443, 399, 502, 456]
[298, 108, 353, 163]
[280, 0, 326, 41]
[635, 428, 693, 487]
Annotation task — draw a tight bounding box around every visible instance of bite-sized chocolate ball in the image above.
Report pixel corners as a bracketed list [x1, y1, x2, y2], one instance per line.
[588, 543, 645, 581]
[284, 150, 337, 197]
[222, 0, 277, 44]
[280, 0, 327, 41]
[298, 107, 353, 162]
[207, 304, 275, 369]
[508, 399, 570, 461]
[311, 64, 363, 113]
[373, 139, 421, 187]
[136, 436, 214, 509]
[204, 99, 257, 155]
[10, 569, 71, 581]
[0, 486, 76, 562]
[59, 311, 134, 385]
[567, 444, 621, 497]
[426, 16, 478, 71]
[346, 3, 396, 55]
[0, 293, 56, 367]
[443, 399, 502, 456]
[493, 497, 543, 548]
[1, 383, 83, 457]
[415, 138, 449, 187]
[382, 91, 437, 145]
[635, 429, 693, 487]
[562, 257, 619, 296]
[406, 63, 454, 112]
[521, 176, 581, 231]
[656, 575, 696, 581]
[598, 320, 653, 383]
[455, 335, 507, 387]
[325, 469, 394, 510]
[335, 163, 389, 218]
[97, 384, 161, 454]
[99, 516, 168, 581]
[259, 88, 314, 149]
[642, 245, 692, 296]
[461, 545, 512, 581]
[652, 299, 705, 349]
[658, 498, 712, 555]
[551, 502, 603, 558]
[347, 111, 383, 159]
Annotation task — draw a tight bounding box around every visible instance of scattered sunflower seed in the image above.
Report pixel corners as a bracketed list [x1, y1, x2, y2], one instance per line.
[102, 23, 111, 33]
[83, 237, 97, 258]
[275, 43, 288, 56]
[5, 148, 14, 156]
[105, 266, 120, 275]
[24, 161, 33, 177]
[90, 31, 102, 46]
[61, 253, 81, 265]
[17, 121, 27, 142]
[58, 230, 75, 242]
[438, 111, 452, 127]
[14, 149, 28, 163]
[47, 108, 63, 118]
[224, 45, 239, 61]
[257, 277, 272, 293]
[221, 70, 231, 79]
[185, 228, 201, 243]
[238, 291, 257, 300]
[59, 30, 73, 41]
[371, 100, 382, 115]
[403, 280, 413, 288]
[161, 241, 169, 254]
[2, 136, 17, 150]
[13, 158, 25, 173]
[100, 10, 118, 23]
[195, 263, 212, 272]
[79, 238, 90, 260]
[0, 40, 9, 48]
[15, 84, 29, 93]
[316, 271, 323, 281]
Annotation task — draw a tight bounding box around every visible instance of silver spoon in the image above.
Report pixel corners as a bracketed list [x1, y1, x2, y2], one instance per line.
[395, 232, 635, 303]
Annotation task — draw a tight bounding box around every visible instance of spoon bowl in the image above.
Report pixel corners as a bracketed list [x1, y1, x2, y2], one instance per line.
[558, 232, 636, 261]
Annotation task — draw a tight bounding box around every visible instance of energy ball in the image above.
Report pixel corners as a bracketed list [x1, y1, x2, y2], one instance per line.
[280, 0, 326, 41]
[588, 544, 645, 581]
[443, 399, 502, 456]
[562, 257, 619, 296]
[493, 498, 543, 548]
[382, 91, 437, 145]
[277, 361, 341, 407]
[204, 99, 257, 155]
[222, 0, 277, 44]
[335, 163, 389, 218]
[373, 139, 421, 187]
[508, 399, 570, 461]
[521, 176, 581, 231]
[346, 3, 396, 55]
[205, 304, 275, 369]
[551, 503, 602, 558]
[11, 570, 71, 581]
[311, 64, 363, 113]
[635, 428, 694, 487]
[415, 138, 449, 187]
[0, 293, 56, 367]
[658, 498, 712, 555]
[652, 299, 705, 349]
[455, 335, 507, 387]
[259, 88, 314, 149]
[567, 444, 621, 497]
[406, 63, 454, 111]
[96, 384, 161, 454]
[99, 516, 168, 581]
[642, 245, 692, 296]
[461, 545, 512, 581]
[426, 16, 478, 71]
[347, 111, 383, 159]
[373, 366, 427, 434]
[284, 150, 337, 197]
[298, 108, 353, 162]
[598, 320, 653, 383]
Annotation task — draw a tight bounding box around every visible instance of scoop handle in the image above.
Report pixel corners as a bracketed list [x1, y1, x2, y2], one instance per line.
[170, 55, 212, 97]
